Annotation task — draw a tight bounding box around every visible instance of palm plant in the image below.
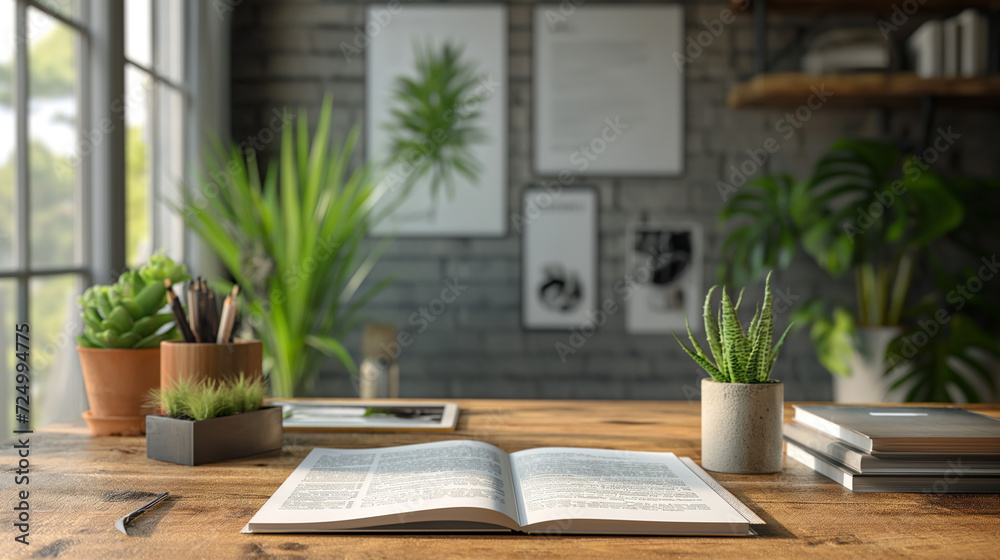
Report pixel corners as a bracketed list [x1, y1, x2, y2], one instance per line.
[675, 272, 792, 383]
[177, 95, 393, 397]
[383, 41, 488, 202]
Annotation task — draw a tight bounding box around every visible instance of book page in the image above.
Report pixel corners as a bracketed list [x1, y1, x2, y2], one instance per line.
[247, 440, 520, 532]
[509, 447, 748, 534]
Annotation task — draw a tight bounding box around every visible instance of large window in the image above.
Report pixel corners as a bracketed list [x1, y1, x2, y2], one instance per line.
[1, 0, 90, 432]
[124, 0, 188, 267]
[1, 0, 206, 431]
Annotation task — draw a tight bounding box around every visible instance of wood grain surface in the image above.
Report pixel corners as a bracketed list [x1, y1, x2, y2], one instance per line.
[3, 400, 999, 559]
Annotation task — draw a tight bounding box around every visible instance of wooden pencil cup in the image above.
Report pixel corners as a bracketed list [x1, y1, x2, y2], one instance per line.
[160, 339, 263, 390]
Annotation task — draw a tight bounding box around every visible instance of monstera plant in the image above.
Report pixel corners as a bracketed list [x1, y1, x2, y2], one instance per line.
[719, 138, 997, 402]
[884, 176, 1000, 401]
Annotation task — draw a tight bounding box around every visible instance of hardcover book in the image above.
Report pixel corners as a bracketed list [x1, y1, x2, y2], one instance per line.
[245, 440, 762, 535]
[792, 406, 1000, 454]
[783, 422, 1000, 474]
[786, 441, 1000, 493]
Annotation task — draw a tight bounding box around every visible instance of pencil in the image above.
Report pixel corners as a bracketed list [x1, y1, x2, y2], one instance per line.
[205, 282, 220, 340]
[199, 278, 214, 341]
[217, 295, 234, 344]
[164, 279, 196, 343]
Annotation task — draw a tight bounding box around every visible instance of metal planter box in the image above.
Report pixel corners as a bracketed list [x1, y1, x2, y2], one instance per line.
[146, 407, 283, 466]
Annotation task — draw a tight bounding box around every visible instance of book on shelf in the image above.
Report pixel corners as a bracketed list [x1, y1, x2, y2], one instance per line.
[908, 20, 943, 79]
[785, 441, 1000, 493]
[956, 8, 990, 78]
[244, 440, 763, 535]
[792, 405, 1000, 454]
[783, 422, 1000, 475]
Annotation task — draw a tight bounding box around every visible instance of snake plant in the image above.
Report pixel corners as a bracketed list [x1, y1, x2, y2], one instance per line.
[675, 272, 792, 383]
[77, 254, 190, 349]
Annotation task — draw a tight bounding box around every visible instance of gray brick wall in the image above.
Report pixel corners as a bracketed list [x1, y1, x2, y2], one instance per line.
[230, 0, 1000, 400]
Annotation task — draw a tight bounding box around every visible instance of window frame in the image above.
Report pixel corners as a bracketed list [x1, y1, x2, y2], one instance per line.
[1, 0, 93, 433]
[3, 0, 93, 311]
[2, 0, 208, 430]
[124, 0, 192, 267]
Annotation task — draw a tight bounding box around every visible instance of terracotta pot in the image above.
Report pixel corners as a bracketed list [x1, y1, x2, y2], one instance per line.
[701, 378, 784, 474]
[160, 339, 263, 390]
[82, 411, 146, 437]
[77, 346, 161, 436]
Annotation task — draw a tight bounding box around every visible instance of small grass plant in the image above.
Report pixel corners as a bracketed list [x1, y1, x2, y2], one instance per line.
[675, 271, 792, 383]
[149, 374, 267, 421]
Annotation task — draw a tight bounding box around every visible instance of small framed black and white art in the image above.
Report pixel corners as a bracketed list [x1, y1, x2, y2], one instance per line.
[521, 187, 598, 330]
[625, 221, 703, 334]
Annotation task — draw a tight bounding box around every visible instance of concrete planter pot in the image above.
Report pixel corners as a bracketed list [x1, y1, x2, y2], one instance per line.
[701, 378, 783, 474]
[146, 406, 283, 466]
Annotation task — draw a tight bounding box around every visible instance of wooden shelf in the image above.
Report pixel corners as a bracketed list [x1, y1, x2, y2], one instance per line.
[733, 0, 1000, 13]
[727, 72, 1000, 108]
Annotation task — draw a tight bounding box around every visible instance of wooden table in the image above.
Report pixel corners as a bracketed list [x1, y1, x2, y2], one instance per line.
[3, 400, 999, 559]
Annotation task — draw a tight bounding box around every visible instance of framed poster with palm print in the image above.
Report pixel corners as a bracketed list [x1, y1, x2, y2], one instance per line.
[521, 187, 598, 330]
[366, 3, 508, 237]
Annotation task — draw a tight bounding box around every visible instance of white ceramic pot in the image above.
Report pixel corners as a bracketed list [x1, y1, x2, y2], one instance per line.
[834, 326, 904, 403]
[701, 378, 783, 474]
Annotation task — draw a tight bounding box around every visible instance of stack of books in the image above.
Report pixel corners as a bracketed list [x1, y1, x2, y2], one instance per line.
[784, 405, 1000, 493]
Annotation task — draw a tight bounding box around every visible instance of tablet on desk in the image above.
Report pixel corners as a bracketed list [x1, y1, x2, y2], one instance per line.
[273, 401, 459, 432]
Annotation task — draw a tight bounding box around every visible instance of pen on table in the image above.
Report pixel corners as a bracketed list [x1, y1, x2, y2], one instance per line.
[164, 279, 196, 343]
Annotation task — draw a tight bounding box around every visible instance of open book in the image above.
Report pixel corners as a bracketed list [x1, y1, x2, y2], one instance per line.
[245, 440, 761, 536]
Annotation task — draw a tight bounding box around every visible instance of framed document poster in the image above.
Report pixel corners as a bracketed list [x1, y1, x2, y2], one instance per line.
[521, 187, 598, 330]
[533, 4, 684, 175]
[367, 4, 508, 236]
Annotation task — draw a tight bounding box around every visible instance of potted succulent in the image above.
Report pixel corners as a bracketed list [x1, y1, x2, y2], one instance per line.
[77, 254, 189, 436]
[675, 272, 791, 474]
[145, 375, 282, 466]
